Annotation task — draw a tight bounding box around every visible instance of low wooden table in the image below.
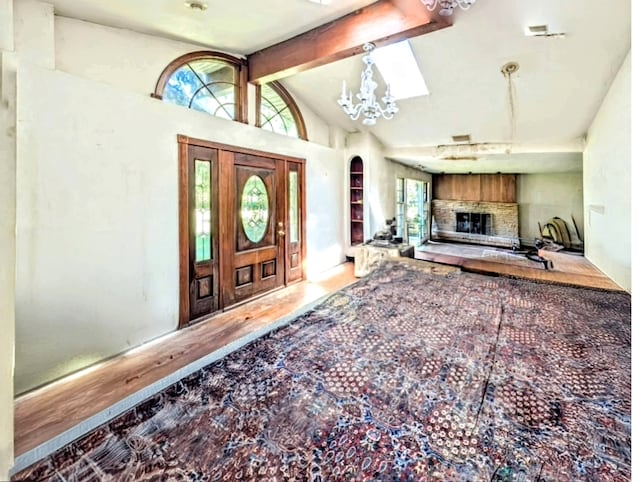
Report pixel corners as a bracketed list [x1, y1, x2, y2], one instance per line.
[354, 242, 415, 277]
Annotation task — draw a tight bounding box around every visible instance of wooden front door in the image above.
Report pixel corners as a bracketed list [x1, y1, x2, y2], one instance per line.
[183, 145, 220, 323]
[179, 136, 305, 326]
[220, 151, 286, 307]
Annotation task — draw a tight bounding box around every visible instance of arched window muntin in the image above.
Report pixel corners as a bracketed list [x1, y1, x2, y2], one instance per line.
[154, 51, 248, 123]
[256, 81, 308, 141]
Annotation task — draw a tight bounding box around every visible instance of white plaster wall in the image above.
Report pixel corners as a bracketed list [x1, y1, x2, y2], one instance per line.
[345, 131, 431, 245]
[582, 50, 630, 292]
[54, 17, 332, 147]
[284, 84, 332, 146]
[54, 17, 230, 97]
[15, 63, 345, 394]
[0, 2, 15, 476]
[14, 0, 54, 69]
[367, 156, 432, 237]
[0, 0, 13, 51]
[295, 98, 331, 146]
[517, 173, 584, 246]
[0, 49, 16, 481]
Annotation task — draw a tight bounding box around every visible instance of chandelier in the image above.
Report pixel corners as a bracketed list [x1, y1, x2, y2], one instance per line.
[420, 0, 476, 16]
[337, 43, 399, 126]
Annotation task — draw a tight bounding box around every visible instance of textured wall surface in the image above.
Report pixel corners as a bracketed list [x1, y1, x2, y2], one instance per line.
[432, 200, 519, 248]
[582, 51, 630, 292]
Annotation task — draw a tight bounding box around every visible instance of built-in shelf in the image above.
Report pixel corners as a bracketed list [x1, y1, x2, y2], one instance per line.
[350, 157, 364, 245]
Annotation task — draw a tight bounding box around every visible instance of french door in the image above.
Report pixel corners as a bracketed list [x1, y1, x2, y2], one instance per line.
[398, 178, 430, 246]
[178, 136, 305, 326]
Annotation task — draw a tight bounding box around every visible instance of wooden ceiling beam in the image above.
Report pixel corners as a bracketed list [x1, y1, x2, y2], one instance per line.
[247, 0, 451, 85]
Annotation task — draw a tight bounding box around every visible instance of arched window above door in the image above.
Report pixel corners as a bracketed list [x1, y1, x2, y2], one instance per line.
[154, 51, 247, 122]
[257, 82, 307, 140]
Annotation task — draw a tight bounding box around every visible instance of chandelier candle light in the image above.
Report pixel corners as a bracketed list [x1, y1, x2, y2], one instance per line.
[420, 0, 476, 16]
[337, 43, 399, 126]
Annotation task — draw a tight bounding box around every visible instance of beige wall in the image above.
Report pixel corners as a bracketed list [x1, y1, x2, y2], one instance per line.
[517, 173, 584, 246]
[13, 7, 346, 394]
[0, 0, 15, 478]
[54, 16, 332, 146]
[14, 0, 54, 68]
[583, 50, 631, 291]
[15, 61, 346, 394]
[345, 132, 431, 245]
[0, 56, 16, 482]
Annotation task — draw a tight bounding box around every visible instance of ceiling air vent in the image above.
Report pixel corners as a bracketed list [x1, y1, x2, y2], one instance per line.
[526, 24, 565, 38]
[451, 134, 471, 143]
[528, 25, 548, 35]
[441, 156, 478, 161]
[185, 1, 208, 10]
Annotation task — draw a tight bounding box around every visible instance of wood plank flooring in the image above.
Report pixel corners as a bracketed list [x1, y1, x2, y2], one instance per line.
[415, 242, 624, 291]
[14, 263, 357, 458]
[13, 248, 623, 463]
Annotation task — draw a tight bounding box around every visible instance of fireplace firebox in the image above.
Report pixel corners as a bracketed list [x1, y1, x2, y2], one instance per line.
[456, 212, 492, 235]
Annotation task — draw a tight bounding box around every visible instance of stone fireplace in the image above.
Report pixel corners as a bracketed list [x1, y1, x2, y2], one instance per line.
[432, 200, 519, 248]
[456, 212, 492, 235]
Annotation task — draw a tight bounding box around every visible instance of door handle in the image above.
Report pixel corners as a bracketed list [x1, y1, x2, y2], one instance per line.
[278, 221, 285, 236]
[278, 230, 285, 236]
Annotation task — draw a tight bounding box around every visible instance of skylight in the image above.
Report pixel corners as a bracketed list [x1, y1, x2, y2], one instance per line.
[370, 40, 429, 100]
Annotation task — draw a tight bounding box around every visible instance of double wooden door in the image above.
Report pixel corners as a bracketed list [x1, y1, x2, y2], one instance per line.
[179, 136, 305, 326]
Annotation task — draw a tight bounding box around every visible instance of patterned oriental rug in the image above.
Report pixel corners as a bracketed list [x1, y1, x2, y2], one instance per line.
[14, 261, 631, 481]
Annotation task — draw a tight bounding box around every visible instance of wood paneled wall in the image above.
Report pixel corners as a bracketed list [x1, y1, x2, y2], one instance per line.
[433, 174, 516, 203]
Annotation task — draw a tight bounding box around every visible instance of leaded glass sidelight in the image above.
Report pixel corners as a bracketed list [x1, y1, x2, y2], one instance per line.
[289, 170, 299, 243]
[194, 160, 212, 262]
[241, 175, 269, 243]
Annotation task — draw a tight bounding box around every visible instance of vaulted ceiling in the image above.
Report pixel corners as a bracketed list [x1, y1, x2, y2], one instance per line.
[48, 0, 630, 173]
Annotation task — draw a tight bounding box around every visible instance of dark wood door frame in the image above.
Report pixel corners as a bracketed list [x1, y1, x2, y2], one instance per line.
[177, 134, 306, 327]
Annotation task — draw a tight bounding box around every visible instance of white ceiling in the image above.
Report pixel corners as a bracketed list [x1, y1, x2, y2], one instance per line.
[49, 0, 379, 53]
[49, 0, 630, 173]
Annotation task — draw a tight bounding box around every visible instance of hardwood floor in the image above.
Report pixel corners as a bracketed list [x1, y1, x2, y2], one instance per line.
[13, 248, 624, 468]
[14, 263, 357, 459]
[415, 241, 624, 291]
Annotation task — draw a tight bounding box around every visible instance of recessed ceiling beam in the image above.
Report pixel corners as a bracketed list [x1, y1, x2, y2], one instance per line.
[247, 0, 451, 84]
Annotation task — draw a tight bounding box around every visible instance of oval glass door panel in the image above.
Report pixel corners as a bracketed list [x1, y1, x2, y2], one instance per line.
[241, 175, 270, 243]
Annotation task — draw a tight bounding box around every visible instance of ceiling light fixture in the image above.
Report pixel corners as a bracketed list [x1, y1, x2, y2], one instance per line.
[501, 61, 519, 142]
[337, 43, 399, 126]
[419, 0, 476, 16]
[185, 1, 208, 11]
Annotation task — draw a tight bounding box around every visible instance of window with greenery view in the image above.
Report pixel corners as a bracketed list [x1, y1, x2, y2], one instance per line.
[259, 82, 307, 140]
[155, 52, 243, 121]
